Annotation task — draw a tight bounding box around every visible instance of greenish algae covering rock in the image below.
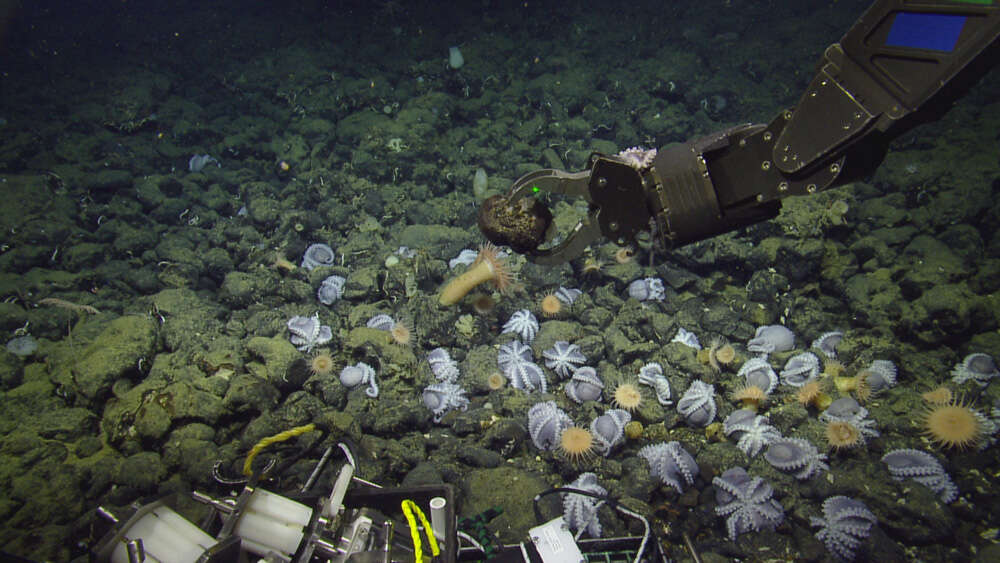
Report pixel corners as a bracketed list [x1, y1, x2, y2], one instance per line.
[245, 336, 300, 385]
[461, 466, 552, 543]
[69, 316, 157, 401]
[102, 378, 225, 444]
[221, 270, 279, 307]
[344, 326, 418, 370]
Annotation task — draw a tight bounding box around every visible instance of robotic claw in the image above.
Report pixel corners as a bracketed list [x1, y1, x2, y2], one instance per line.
[479, 0, 1000, 264]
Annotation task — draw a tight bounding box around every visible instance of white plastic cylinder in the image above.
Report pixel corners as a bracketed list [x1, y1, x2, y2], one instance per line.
[110, 506, 215, 563]
[233, 489, 312, 558]
[429, 496, 448, 541]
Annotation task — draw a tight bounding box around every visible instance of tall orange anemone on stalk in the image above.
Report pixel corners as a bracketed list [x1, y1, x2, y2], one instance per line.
[439, 243, 513, 305]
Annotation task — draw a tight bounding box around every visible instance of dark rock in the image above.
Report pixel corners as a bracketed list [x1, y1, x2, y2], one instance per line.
[974, 543, 1000, 563]
[402, 461, 444, 487]
[162, 426, 221, 481]
[619, 456, 658, 500]
[397, 224, 475, 258]
[223, 374, 281, 414]
[578, 305, 613, 328]
[745, 268, 789, 302]
[904, 284, 984, 345]
[481, 419, 527, 456]
[84, 169, 132, 192]
[520, 260, 573, 288]
[457, 446, 503, 468]
[116, 452, 167, 493]
[449, 410, 483, 436]
[361, 400, 425, 435]
[661, 264, 700, 290]
[899, 235, 968, 298]
[244, 336, 300, 386]
[844, 270, 904, 325]
[850, 235, 895, 269]
[247, 195, 280, 226]
[862, 193, 909, 227]
[134, 402, 171, 440]
[220, 271, 279, 307]
[971, 258, 1000, 294]
[872, 225, 919, 248]
[74, 436, 103, 458]
[875, 483, 956, 544]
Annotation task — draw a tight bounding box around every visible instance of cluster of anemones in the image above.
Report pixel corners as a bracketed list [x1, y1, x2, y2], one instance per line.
[442, 244, 993, 470]
[813, 359, 986, 451]
[723, 354, 864, 450]
[549, 379, 646, 463]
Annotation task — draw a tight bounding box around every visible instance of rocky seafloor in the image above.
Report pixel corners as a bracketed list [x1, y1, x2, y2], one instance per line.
[1, 0, 999, 561]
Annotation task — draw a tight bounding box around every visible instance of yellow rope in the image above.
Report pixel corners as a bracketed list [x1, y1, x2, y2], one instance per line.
[401, 499, 440, 563]
[242, 423, 316, 476]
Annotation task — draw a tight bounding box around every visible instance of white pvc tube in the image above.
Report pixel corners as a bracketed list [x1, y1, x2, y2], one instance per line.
[429, 496, 448, 541]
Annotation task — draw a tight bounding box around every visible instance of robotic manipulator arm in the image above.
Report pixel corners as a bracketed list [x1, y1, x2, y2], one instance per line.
[479, 0, 1000, 265]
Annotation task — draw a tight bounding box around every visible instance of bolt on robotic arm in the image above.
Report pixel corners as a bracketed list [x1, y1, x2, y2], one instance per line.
[480, 0, 1000, 265]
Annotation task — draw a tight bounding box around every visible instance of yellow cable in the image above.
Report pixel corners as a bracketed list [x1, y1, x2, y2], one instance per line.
[401, 499, 440, 562]
[242, 423, 316, 476]
[401, 501, 423, 562]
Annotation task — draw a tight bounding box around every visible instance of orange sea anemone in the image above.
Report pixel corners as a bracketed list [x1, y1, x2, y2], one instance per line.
[731, 384, 767, 411]
[539, 293, 563, 317]
[389, 318, 412, 346]
[833, 372, 862, 394]
[486, 372, 507, 390]
[309, 350, 336, 376]
[558, 427, 595, 462]
[853, 376, 872, 403]
[715, 342, 737, 367]
[706, 338, 736, 372]
[796, 380, 832, 409]
[612, 382, 643, 412]
[921, 386, 954, 406]
[822, 359, 846, 379]
[439, 243, 513, 306]
[826, 420, 863, 450]
[921, 398, 983, 450]
[831, 370, 873, 402]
